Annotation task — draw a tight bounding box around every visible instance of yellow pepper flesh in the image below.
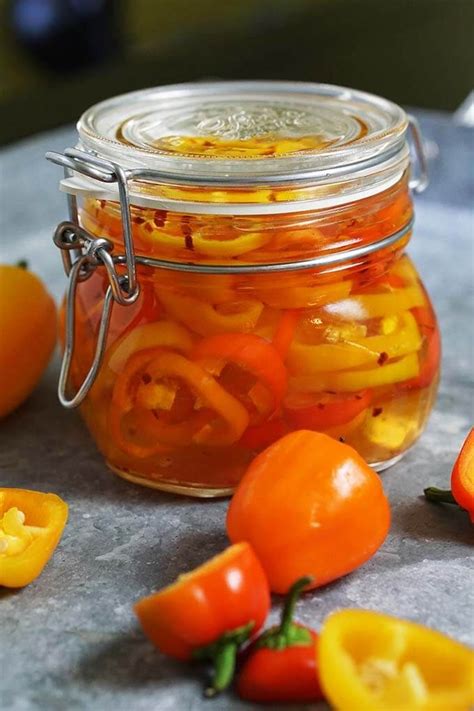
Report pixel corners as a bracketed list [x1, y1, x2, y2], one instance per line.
[319, 609, 474, 711]
[0, 489, 68, 588]
[323, 285, 426, 321]
[290, 352, 420, 392]
[288, 311, 422, 374]
[156, 288, 264, 336]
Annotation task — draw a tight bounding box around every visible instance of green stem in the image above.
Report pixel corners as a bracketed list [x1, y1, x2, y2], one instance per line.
[279, 576, 313, 637]
[424, 487, 458, 505]
[204, 642, 237, 698]
[16, 259, 28, 270]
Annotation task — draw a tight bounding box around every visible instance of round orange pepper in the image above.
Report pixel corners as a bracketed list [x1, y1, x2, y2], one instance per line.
[134, 542, 270, 695]
[0, 263, 57, 418]
[227, 431, 390, 594]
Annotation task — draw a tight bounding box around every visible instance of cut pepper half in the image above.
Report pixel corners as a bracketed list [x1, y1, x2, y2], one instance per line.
[319, 609, 474, 711]
[0, 489, 68, 588]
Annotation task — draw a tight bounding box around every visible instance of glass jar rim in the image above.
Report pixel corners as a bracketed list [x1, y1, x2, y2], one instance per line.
[78, 81, 408, 187]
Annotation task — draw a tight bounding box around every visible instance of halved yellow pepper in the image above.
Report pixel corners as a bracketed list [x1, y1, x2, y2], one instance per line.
[156, 288, 264, 336]
[319, 609, 474, 711]
[288, 311, 422, 374]
[323, 285, 426, 321]
[290, 352, 420, 392]
[0, 489, 68, 588]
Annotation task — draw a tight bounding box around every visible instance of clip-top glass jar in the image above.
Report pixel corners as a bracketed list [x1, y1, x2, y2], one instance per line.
[47, 81, 440, 497]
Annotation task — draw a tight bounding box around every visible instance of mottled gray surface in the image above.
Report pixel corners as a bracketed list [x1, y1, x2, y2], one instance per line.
[0, 111, 473, 711]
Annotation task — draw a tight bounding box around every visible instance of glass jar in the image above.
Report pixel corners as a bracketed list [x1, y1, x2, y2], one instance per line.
[48, 82, 439, 497]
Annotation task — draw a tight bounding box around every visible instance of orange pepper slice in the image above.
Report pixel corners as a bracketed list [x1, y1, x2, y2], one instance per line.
[157, 288, 264, 336]
[111, 348, 249, 452]
[193, 333, 288, 424]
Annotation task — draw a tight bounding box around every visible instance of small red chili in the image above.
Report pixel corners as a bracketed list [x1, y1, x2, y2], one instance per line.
[236, 577, 324, 703]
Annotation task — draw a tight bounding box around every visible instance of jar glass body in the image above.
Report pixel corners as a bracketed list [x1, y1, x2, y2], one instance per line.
[64, 174, 440, 496]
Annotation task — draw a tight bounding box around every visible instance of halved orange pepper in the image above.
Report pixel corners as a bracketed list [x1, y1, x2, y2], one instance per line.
[0, 489, 68, 587]
[192, 333, 288, 424]
[424, 428, 474, 523]
[135, 542, 270, 696]
[156, 288, 264, 336]
[319, 609, 474, 710]
[110, 347, 249, 453]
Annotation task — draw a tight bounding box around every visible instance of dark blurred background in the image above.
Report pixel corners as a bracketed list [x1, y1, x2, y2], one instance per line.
[1, 0, 473, 145]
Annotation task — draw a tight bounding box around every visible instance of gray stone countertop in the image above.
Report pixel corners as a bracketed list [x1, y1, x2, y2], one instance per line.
[0, 109, 473, 711]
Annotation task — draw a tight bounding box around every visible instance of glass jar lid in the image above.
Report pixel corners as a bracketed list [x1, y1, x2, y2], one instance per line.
[78, 81, 408, 184]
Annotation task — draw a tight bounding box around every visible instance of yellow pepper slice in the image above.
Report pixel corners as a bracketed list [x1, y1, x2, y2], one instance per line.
[290, 353, 420, 392]
[107, 320, 194, 375]
[319, 609, 474, 711]
[323, 286, 426, 321]
[0, 489, 68, 588]
[139, 224, 270, 258]
[157, 288, 264, 336]
[288, 312, 422, 374]
[256, 280, 352, 309]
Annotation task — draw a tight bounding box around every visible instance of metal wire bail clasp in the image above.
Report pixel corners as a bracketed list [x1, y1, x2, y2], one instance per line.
[407, 115, 429, 194]
[46, 148, 140, 408]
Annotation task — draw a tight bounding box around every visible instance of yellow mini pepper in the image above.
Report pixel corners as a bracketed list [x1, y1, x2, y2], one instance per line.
[319, 609, 474, 711]
[0, 488, 68, 588]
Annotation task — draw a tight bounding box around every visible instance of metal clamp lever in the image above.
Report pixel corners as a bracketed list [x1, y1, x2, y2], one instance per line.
[54, 221, 139, 408]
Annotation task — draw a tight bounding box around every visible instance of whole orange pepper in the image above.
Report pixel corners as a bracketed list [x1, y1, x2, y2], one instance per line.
[134, 542, 270, 696]
[227, 431, 390, 594]
[0, 489, 68, 587]
[424, 428, 474, 522]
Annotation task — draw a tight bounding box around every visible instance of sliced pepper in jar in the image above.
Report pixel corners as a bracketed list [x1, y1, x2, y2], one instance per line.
[156, 288, 264, 336]
[192, 333, 288, 424]
[290, 352, 420, 393]
[110, 347, 249, 454]
[0, 489, 68, 588]
[319, 609, 474, 711]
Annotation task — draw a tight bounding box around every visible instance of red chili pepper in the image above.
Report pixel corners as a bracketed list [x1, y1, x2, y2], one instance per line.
[237, 576, 324, 703]
[424, 428, 474, 523]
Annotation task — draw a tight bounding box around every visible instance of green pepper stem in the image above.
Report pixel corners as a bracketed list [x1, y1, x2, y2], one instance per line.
[204, 642, 237, 698]
[279, 576, 313, 638]
[424, 487, 458, 505]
